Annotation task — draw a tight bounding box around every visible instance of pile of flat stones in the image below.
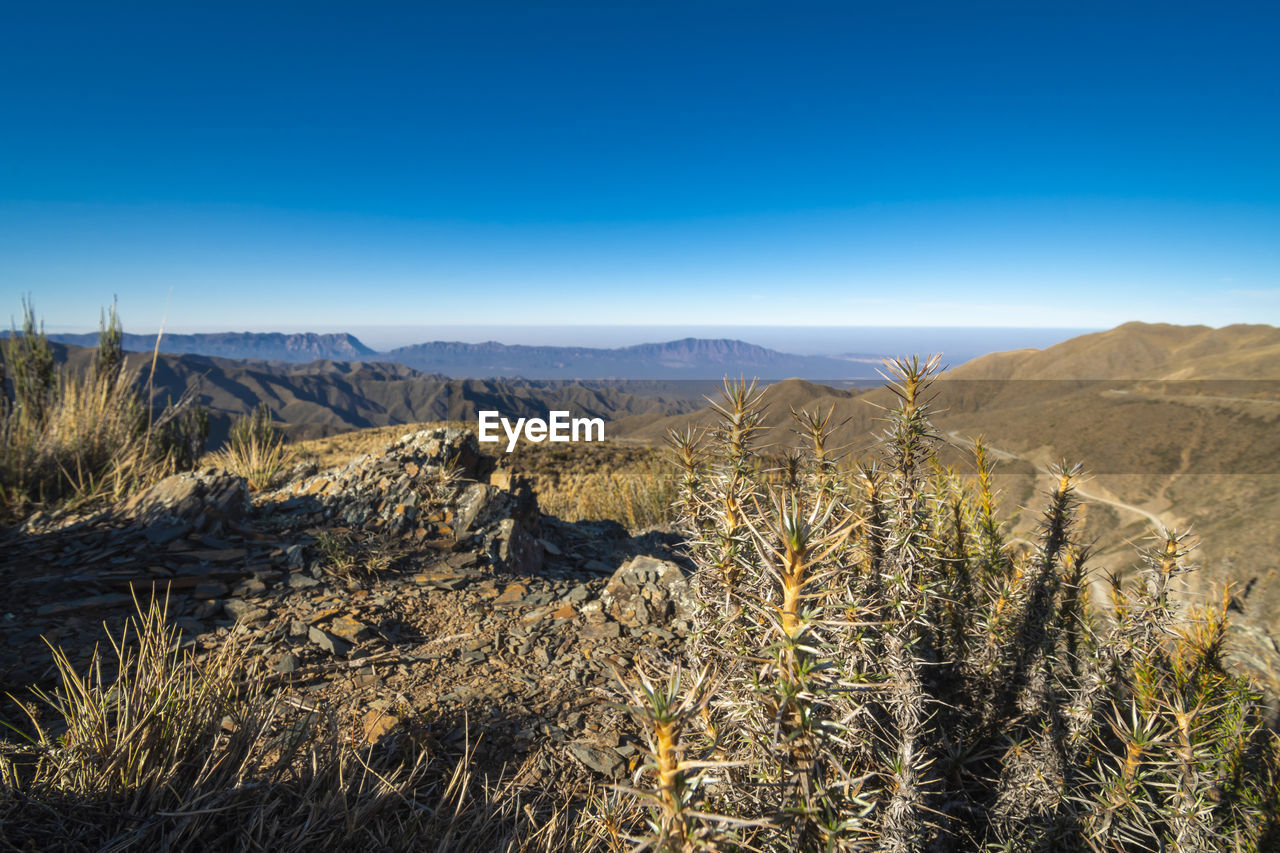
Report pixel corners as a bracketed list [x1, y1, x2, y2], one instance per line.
[267, 427, 491, 538]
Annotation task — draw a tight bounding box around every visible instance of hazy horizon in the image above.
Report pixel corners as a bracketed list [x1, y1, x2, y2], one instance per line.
[36, 323, 1100, 360]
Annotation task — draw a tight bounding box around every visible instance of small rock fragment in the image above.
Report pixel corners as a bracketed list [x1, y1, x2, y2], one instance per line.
[362, 709, 400, 743]
[569, 742, 626, 778]
[309, 625, 352, 656]
[273, 653, 300, 674]
[328, 615, 369, 644]
[224, 599, 268, 624]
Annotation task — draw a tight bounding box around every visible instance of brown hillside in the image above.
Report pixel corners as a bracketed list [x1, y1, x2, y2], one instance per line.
[944, 321, 1280, 380]
[48, 344, 701, 447]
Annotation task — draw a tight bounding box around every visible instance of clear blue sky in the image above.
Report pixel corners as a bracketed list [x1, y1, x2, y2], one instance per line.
[2, 1, 1277, 339]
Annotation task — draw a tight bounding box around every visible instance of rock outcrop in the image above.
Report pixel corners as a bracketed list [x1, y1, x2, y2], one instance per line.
[0, 426, 695, 787]
[118, 468, 250, 541]
[600, 555, 694, 632]
[273, 428, 490, 538]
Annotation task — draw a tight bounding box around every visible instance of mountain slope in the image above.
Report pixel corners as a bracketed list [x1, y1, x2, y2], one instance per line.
[49, 345, 701, 448]
[943, 322, 1280, 380]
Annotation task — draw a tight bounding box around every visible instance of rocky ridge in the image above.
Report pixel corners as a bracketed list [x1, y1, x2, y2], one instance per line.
[0, 428, 696, 785]
[46, 331, 379, 362]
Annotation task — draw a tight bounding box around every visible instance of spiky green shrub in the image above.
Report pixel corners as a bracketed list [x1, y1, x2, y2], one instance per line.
[614, 665, 733, 851]
[95, 297, 125, 380]
[4, 296, 57, 425]
[623, 360, 1280, 852]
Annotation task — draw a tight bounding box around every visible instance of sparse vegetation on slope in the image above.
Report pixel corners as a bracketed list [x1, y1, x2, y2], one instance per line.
[0, 597, 610, 852]
[4, 351, 1278, 852]
[506, 442, 678, 529]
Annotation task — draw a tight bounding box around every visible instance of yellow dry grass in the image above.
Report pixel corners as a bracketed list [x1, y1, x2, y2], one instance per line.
[294, 421, 464, 469]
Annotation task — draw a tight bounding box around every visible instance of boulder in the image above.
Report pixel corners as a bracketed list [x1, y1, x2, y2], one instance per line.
[599, 555, 694, 629]
[119, 469, 250, 537]
[455, 475, 541, 540]
[486, 518, 544, 574]
[455, 483, 500, 538]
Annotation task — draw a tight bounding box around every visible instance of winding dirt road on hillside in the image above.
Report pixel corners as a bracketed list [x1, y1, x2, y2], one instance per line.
[945, 431, 1174, 532]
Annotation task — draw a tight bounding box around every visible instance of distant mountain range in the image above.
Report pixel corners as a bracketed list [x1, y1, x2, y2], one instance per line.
[46, 331, 378, 363]
[381, 337, 866, 379]
[40, 331, 878, 380]
[47, 343, 705, 448]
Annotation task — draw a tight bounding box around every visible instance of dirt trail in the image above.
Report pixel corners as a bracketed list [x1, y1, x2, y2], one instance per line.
[1101, 388, 1280, 408]
[946, 431, 1173, 532]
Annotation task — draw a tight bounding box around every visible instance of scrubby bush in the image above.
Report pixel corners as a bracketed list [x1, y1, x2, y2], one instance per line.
[209, 401, 294, 491]
[0, 300, 208, 519]
[621, 360, 1280, 851]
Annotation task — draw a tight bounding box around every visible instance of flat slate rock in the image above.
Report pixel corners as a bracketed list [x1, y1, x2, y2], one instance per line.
[569, 742, 626, 778]
[36, 593, 135, 616]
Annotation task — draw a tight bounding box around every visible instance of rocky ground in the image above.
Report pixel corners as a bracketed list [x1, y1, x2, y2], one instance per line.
[0, 428, 696, 787]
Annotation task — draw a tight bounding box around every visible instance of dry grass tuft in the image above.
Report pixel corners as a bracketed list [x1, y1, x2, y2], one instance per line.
[209, 401, 295, 491]
[1, 300, 207, 520]
[507, 442, 678, 529]
[0, 595, 633, 851]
